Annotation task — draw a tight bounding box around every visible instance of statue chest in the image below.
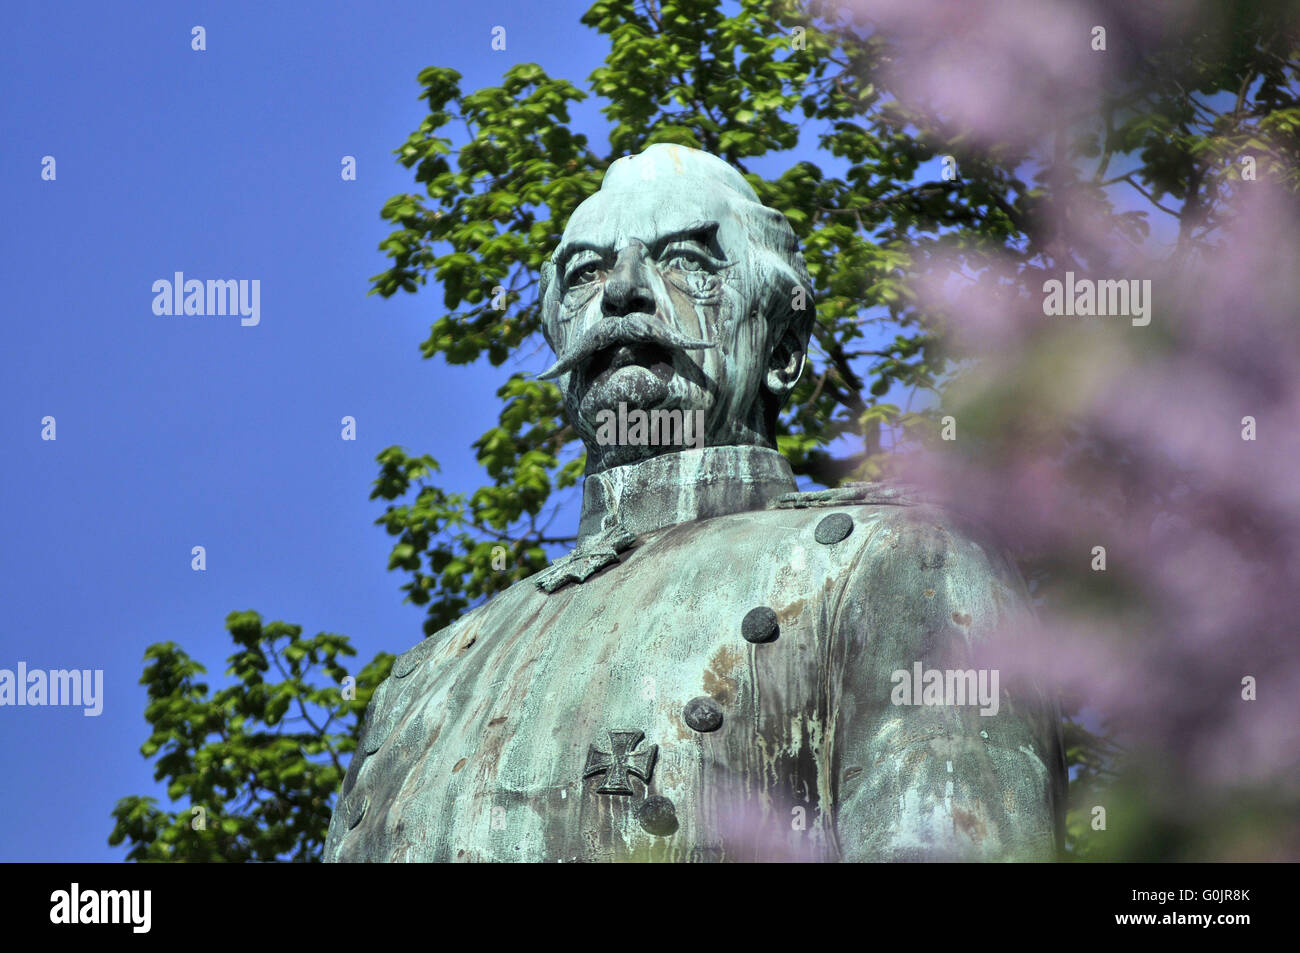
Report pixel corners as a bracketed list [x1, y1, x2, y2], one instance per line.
[332, 511, 870, 862]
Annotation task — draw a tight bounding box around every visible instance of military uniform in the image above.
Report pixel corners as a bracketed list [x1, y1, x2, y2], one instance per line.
[325, 446, 1065, 862]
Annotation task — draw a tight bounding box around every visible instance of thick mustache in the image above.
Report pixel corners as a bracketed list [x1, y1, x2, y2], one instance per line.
[538, 314, 714, 381]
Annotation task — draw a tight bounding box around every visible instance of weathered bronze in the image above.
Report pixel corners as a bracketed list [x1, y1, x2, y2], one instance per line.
[325, 144, 1065, 862]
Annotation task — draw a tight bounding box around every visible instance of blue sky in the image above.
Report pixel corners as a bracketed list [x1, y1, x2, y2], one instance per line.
[0, 0, 650, 862]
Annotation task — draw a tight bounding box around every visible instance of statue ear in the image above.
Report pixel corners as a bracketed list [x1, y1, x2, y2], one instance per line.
[539, 259, 557, 350]
[765, 324, 806, 398]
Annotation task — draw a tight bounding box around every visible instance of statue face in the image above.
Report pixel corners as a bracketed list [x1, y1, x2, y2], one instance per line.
[543, 147, 799, 472]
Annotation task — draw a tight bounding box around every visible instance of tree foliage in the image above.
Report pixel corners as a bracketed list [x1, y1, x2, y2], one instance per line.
[109, 612, 391, 862]
[114, 0, 1298, 861]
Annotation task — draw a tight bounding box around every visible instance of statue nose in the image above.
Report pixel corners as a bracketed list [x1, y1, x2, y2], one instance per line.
[601, 244, 656, 318]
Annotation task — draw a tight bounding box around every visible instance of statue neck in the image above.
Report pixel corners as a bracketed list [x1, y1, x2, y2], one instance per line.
[577, 445, 797, 543]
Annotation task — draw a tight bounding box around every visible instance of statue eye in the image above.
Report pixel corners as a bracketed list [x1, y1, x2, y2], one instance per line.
[661, 240, 725, 276]
[568, 262, 602, 286]
[563, 254, 604, 288]
[665, 252, 705, 272]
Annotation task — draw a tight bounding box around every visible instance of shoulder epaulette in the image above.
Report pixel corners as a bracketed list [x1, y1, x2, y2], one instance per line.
[769, 481, 931, 510]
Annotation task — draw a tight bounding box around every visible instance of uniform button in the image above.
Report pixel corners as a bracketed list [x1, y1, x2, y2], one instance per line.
[741, 606, 779, 644]
[815, 512, 854, 544]
[636, 795, 679, 836]
[683, 696, 723, 732]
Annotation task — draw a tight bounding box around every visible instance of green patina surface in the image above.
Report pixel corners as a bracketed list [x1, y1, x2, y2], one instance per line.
[326, 146, 1064, 862]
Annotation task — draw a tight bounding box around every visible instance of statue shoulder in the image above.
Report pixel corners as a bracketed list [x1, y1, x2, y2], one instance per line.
[758, 482, 1025, 600]
[766, 480, 934, 511]
[382, 570, 541, 676]
[361, 619, 464, 725]
[768, 482, 1001, 554]
[760, 480, 955, 552]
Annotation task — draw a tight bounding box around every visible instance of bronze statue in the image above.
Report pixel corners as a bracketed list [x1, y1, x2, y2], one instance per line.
[325, 144, 1064, 862]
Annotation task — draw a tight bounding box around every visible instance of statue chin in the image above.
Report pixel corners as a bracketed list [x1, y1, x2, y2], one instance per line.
[575, 374, 723, 473]
[578, 366, 673, 423]
[590, 442, 676, 471]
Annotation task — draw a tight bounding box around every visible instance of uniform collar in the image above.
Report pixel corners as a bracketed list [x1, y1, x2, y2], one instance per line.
[576, 445, 797, 543]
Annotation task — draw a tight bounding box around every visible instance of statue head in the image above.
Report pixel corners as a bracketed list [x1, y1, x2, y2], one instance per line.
[540, 144, 813, 474]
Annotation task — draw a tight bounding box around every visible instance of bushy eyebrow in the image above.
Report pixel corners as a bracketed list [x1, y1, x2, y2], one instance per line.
[555, 220, 724, 271]
[650, 221, 723, 258]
